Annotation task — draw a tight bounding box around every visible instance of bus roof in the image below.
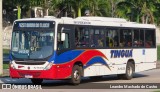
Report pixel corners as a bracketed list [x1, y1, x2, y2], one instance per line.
[15, 16, 156, 29]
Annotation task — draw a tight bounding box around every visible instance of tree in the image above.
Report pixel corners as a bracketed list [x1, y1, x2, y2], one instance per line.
[49, 0, 71, 17]
[84, 0, 108, 16]
[69, 0, 86, 17]
[3, 0, 160, 25]
[117, 0, 157, 24]
[154, 1, 160, 25]
[12, 0, 30, 19]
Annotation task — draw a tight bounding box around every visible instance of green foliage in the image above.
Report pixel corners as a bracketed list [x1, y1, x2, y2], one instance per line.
[3, 64, 9, 69]
[153, 90, 160, 92]
[3, 49, 10, 55]
[3, 0, 160, 25]
[48, 0, 160, 25]
[17, 5, 21, 19]
[117, 0, 155, 23]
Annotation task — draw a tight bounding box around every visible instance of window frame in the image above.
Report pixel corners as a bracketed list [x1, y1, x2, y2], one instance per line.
[57, 24, 156, 50]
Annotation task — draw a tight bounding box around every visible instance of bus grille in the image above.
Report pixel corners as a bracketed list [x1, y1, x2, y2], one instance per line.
[15, 61, 46, 65]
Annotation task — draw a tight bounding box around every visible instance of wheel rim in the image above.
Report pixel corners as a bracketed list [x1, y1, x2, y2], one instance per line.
[73, 69, 80, 81]
[127, 66, 132, 76]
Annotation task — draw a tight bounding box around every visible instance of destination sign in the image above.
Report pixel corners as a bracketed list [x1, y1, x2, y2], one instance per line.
[14, 21, 55, 29]
[19, 23, 50, 28]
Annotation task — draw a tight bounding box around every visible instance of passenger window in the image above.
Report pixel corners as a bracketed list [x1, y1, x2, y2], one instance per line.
[133, 29, 144, 47]
[90, 29, 105, 47]
[133, 30, 139, 47]
[75, 27, 89, 47]
[145, 30, 155, 47]
[139, 30, 145, 47]
[89, 29, 94, 47]
[106, 29, 119, 47]
[120, 29, 132, 47]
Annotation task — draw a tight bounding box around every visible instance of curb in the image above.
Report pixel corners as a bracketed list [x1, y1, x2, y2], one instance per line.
[157, 61, 160, 69]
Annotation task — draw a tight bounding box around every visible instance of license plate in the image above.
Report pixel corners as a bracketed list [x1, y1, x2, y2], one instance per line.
[25, 75, 33, 78]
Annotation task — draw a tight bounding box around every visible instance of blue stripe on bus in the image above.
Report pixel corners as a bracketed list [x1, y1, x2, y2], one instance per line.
[48, 51, 57, 63]
[49, 50, 84, 64]
[84, 56, 108, 68]
[9, 53, 13, 61]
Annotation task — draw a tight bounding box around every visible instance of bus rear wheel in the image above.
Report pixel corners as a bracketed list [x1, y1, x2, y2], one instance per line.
[70, 65, 82, 85]
[117, 62, 134, 80]
[31, 79, 43, 85]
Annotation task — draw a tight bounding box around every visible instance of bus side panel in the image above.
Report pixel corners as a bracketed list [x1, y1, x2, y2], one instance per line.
[84, 65, 100, 76]
[99, 49, 117, 75]
[83, 49, 118, 77]
[99, 64, 117, 75]
[84, 49, 135, 76]
[55, 65, 72, 79]
[82, 49, 116, 77]
[56, 49, 111, 78]
[133, 49, 145, 72]
[133, 49, 156, 72]
[108, 49, 133, 74]
[143, 48, 156, 71]
[83, 48, 156, 77]
[84, 64, 116, 77]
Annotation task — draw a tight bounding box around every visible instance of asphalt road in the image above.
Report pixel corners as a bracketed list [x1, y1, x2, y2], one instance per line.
[0, 69, 160, 92]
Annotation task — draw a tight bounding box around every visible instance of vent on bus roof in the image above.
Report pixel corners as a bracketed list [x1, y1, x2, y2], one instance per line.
[44, 16, 56, 18]
[128, 22, 138, 24]
[76, 17, 127, 23]
[61, 17, 73, 19]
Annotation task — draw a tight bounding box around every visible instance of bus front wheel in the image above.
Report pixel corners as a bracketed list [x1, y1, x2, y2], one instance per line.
[70, 65, 82, 85]
[117, 62, 134, 80]
[31, 78, 43, 85]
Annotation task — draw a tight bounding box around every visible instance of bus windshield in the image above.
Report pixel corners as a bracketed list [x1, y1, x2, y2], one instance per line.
[11, 30, 54, 60]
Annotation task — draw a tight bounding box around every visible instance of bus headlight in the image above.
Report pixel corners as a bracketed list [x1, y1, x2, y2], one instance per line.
[10, 61, 16, 69]
[44, 62, 53, 70]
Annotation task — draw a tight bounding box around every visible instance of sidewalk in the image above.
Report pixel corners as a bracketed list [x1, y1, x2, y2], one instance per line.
[1, 62, 160, 77]
[0, 69, 9, 78]
[157, 61, 160, 69]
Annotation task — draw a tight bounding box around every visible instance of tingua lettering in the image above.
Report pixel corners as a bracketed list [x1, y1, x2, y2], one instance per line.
[110, 50, 133, 58]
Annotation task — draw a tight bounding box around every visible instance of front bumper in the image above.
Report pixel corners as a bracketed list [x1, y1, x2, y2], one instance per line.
[9, 65, 57, 80]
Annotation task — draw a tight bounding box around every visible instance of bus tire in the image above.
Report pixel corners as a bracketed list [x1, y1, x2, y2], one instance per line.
[31, 79, 43, 85]
[117, 62, 134, 80]
[70, 65, 82, 85]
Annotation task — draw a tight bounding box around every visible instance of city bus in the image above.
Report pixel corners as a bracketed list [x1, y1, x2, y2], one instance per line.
[9, 16, 157, 85]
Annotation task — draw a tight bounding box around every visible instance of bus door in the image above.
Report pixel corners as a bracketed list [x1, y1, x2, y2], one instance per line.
[56, 24, 74, 79]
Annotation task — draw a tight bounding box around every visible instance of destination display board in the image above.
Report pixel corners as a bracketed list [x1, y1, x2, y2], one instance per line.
[13, 21, 55, 29]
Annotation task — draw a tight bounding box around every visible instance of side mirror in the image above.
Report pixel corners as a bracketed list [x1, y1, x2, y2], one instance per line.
[61, 33, 65, 41]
